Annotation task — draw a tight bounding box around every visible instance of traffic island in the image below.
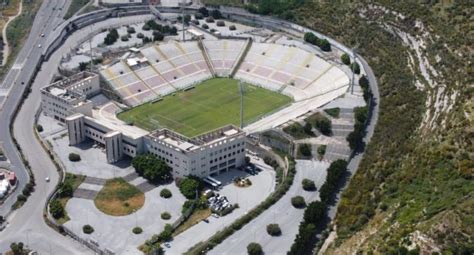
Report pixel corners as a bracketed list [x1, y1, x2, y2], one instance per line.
[94, 178, 145, 216]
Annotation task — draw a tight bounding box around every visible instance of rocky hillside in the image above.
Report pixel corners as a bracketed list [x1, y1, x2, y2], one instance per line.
[291, 1, 472, 254]
[204, 1, 473, 253]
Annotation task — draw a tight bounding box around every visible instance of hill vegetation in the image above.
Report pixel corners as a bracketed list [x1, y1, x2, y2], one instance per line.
[204, 0, 473, 253]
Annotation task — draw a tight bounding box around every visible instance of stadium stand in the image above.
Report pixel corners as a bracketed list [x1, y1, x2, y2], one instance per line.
[202, 39, 247, 77]
[99, 40, 349, 107]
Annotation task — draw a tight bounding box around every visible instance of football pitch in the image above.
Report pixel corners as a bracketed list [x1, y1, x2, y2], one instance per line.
[117, 78, 292, 137]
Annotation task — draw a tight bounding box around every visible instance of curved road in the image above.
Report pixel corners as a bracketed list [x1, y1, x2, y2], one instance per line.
[0, 1, 149, 254]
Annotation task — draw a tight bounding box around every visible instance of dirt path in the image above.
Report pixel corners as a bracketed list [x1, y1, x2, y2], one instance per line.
[1, 0, 23, 66]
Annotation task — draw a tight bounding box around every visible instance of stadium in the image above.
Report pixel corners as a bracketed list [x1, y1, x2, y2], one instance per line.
[43, 37, 350, 178]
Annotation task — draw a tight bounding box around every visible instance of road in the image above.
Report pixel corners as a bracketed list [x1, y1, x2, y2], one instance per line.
[0, 12, 154, 254]
[210, 160, 329, 255]
[0, 0, 70, 219]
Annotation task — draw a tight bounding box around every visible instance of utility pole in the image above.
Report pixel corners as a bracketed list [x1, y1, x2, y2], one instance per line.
[239, 81, 244, 129]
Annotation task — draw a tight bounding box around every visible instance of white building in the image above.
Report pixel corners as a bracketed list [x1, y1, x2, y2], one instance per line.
[40, 72, 100, 122]
[66, 113, 246, 178]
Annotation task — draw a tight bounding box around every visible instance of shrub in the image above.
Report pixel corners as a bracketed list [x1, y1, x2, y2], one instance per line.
[210, 9, 222, 19]
[49, 199, 64, 219]
[142, 23, 150, 31]
[302, 179, 316, 191]
[121, 35, 129, 41]
[137, 32, 144, 39]
[83, 224, 94, 234]
[229, 25, 236, 31]
[160, 188, 172, 198]
[247, 242, 263, 255]
[341, 53, 351, 65]
[216, 20, 225, 27]
[266, 223, 282, 236]
[324, 108, 340, 118]
[195, 13, 204, 20]
[299, 144, 312, 157]
[161, 212, 171, 220]
[182, 200, 194, 214]
[127, 27, 136, 34]
[68, 153, 81, 162]
[202, 24, 209, 29]
[36, 124, 43, 132]
[132, 226, 143, 234]
[291, 196, 306, 208]
[205, 17, 215, 23]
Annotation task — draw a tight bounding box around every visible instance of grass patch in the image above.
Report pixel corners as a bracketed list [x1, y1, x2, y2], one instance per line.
[64, 0, 90, 19]
[56, 174, 85, 224]
[117, 78, 292, 137]
[94, 178, 144, 216]
[173, 208, 211, 236]
[283, 122, 312, 139]
[324, 108, 340, 118]
[0, 0, 41, 79]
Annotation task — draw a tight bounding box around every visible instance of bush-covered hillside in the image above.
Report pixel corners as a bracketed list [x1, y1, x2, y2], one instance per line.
[204, 0, 473, 253]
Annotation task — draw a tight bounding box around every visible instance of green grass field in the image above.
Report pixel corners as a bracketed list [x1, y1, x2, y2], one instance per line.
[117, 78, 292, 137]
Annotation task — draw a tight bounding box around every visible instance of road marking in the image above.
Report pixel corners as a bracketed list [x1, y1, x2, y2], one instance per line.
[0, 88, 9, 96]
[12, 63, 23, 69]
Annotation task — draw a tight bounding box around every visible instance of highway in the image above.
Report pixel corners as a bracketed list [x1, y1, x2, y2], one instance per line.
[0, 0, 70, 217]
[0, 8, 153, 253]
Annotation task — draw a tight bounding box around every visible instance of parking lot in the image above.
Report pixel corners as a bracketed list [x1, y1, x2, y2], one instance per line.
[165, 157, 276, 254]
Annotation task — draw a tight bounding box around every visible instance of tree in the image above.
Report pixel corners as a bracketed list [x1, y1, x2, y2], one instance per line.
[302, 179, 316, 191]
[266, 223, 282, 236]
[36, 124, 43, 132]
[160, 188, 172, 198]
[178, 176, 203, 199]
[202, 24, 209, 29]
[229, 25, 236, 31]
[79, 62, 88, 71]
[158, 224, 173, 242]
[198, 7, 209, 17]
[304, 201, 326, 224]
[153, 31, 164, 41]
[210, 9, 222, 19]
[10, 242, 24, 255]
[137, 32, 144, 39]
[291, 196, 306, 208]
[121, 35, 129, 41]
[132, 154, 172, 183]
[58, 182, 73, 198]
[303, 122, 313, 135]
[351, 62, 361, 74]
[299, 144, 312, 157]
[216, 20, 225, 27]
[247, 242, 263, 255]
[341, 53, 351, 65]
[314, 117, 332, 136]
[49, 199, 65, 219]
[319, 39, 331, 51]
